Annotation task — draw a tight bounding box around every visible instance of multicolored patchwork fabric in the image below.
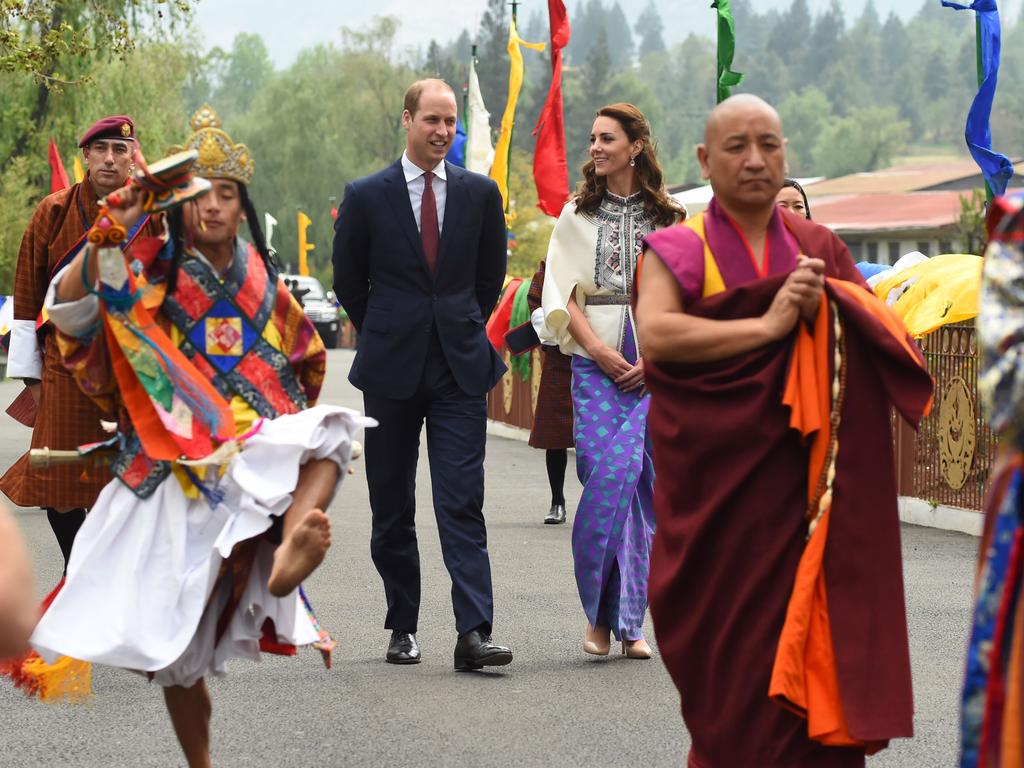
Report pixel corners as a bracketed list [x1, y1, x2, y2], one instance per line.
[979, 233, 1024, 439]
[161, 239, 323, 417]
[57, 238, 325, 498]
[963, 195, 1024, 767]
[961, 456, 1024, 768]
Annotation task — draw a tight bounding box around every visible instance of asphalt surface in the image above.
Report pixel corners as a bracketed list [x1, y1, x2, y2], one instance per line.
[1, 349, 976, 767]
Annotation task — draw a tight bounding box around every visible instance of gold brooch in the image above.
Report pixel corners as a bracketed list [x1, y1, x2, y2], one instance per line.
[121, 122, 131, 137]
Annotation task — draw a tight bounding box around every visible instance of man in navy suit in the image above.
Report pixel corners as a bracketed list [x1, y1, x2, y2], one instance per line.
[332, 79, 512, 671]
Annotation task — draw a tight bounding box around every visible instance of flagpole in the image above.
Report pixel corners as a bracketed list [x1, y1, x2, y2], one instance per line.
[466, 44, 475, 119]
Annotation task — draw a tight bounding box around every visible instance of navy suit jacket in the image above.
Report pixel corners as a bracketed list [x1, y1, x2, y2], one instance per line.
[332, 159, 508, 400]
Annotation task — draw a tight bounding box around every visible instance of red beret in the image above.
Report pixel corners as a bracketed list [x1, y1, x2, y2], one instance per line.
[78, 115, 136, 148]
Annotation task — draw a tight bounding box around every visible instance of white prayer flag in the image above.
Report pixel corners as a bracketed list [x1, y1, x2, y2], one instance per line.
[465, 58, 495, 175]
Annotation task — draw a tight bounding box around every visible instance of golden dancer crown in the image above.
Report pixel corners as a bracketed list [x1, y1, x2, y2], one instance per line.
[168, 104, 254, 186]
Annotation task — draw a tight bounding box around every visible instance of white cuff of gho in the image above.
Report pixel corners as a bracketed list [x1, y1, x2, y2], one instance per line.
[43, 264, 100, 339]
[7, 319, 42, 380]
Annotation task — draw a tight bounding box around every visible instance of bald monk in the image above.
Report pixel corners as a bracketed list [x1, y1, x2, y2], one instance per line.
[634, 95, 934, 767]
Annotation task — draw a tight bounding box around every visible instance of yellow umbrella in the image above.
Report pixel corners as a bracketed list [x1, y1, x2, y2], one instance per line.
[872, 254, 983, 338]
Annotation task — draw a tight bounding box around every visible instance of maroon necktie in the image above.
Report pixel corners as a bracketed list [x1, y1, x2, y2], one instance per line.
[420, 171, 440, 274]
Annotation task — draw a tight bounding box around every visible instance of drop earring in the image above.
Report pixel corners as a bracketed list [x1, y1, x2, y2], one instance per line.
[629, 156, 636, 167]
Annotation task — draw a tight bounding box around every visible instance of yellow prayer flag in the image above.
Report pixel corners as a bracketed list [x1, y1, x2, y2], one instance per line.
[72, 156, 85, 184]
[297, 210, 314, 276]
[489, 21, 545, 223]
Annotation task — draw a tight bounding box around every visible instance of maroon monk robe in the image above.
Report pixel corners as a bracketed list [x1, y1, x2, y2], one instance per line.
[641, 203, 933, 768]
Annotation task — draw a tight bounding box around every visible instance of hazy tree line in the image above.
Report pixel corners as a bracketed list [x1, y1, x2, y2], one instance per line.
[1, 0, 1021, 286]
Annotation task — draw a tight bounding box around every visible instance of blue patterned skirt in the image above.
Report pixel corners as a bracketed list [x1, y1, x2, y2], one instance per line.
[570, 355, 655, 642]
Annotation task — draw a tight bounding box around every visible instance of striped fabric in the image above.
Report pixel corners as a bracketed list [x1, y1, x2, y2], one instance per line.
[0, 176, 160, 509]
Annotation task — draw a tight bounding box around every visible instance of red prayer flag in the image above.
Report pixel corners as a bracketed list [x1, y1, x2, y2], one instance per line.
[47, 137, 70, 194]
[532, 0, 571, 217]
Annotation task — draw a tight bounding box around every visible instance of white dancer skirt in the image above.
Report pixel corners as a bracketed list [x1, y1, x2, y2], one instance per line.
[31, 405, 374, 688]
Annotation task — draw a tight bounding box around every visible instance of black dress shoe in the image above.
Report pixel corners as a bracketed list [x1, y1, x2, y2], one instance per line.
[453, 629, 513, 671]
[386, 631, 421, 664]
[544, 504, 567, 525]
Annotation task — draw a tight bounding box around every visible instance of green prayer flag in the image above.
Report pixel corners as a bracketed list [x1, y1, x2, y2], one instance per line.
[712, 0, 744, 103]
[509, 278, 533, 382]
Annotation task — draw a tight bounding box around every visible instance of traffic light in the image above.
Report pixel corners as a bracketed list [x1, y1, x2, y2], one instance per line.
[297, 210, 314, 276]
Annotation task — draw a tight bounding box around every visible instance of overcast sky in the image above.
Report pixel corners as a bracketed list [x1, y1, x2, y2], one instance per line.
[189, 0, 984, 68]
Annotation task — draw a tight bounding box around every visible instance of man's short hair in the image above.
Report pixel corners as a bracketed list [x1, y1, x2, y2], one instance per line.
[403, 79, 455, 117]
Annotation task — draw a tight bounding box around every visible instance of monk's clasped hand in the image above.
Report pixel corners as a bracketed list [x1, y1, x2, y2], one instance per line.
[790, 256, 826, 323]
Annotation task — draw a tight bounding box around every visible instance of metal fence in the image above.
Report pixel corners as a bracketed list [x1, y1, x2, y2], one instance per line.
[897, 321, 995, 512]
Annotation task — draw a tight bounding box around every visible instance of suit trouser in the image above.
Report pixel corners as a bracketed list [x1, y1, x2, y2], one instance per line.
[362, 332, 494, 636]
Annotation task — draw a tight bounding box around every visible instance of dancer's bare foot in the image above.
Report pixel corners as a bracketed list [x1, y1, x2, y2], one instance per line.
[268, 509, 331, 597]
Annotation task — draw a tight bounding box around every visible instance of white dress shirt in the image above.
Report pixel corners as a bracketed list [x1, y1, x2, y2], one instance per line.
[401, 152, 447, 234]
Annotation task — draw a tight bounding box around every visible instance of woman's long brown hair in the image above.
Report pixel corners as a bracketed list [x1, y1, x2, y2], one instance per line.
[572, 103, 686, 228]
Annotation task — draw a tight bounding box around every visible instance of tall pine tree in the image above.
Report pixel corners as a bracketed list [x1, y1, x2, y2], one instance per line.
[635, 1, 666, 57]
[475, 0, 509, 129]
[606, 2, 635, 70]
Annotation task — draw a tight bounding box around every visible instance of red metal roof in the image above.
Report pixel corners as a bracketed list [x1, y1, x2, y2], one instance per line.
[807, 158, 986, 196]
[812, 192, 967, 233]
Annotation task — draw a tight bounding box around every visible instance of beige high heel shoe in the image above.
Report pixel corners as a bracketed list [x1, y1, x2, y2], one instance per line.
[621, 638, 652, 659]
[583, 624, 611, 656]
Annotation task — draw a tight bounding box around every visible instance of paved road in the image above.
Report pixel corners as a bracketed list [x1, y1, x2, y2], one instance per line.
[1, 350, 975, 767]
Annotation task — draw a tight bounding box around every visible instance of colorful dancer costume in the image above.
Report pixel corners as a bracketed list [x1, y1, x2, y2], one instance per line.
[28, 108, 372, 690]
[963, 192, 1024, 768]
[541, 192, 675, 642]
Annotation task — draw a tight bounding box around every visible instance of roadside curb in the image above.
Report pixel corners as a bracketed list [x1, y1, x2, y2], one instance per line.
[486, 420, 531, 443]
[899, 496, 982, 537]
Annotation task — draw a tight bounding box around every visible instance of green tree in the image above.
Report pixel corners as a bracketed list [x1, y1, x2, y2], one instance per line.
[843, 1, 881, 109]
[565, 0, 603, 66]
[606, 2, 634, 70]
[506, 147, 554, 277]
[0, 0, 193, 172]
[0, 157, 36, 293]
[812, 106, 910, 177]
[729, 0, 774, 53]
[778, 87, 833, 175]
[955, 188, 987, 255]
[766, 0, 812, 63]
[475, 0, 509, 124]
[634, 1, 665, 56]
[561, 26, 612, 178]
[583, 26, 611, 100]
[67, 40, 202, 159]
[801, 0, 845, 92]
[212, 33, 273, 122]
[639, 33, 714, 185]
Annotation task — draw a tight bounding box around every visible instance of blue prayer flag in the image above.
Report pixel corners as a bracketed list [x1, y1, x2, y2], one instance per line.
[446, 118, 467, 167]
[940, 0, 1014, 196]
